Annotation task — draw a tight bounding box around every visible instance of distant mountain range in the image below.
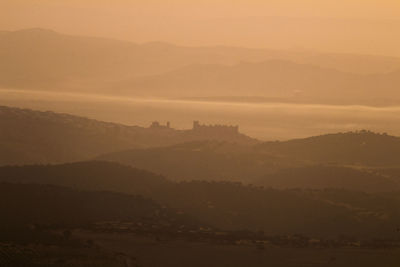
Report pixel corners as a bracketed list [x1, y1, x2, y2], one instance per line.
[1, 29, 400, 105]
[114, 60, 400, 103]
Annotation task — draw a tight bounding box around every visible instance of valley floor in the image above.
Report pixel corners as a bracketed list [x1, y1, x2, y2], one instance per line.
[77, 231, 400, 267]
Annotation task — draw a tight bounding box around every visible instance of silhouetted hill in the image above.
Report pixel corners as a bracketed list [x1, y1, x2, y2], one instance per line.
[96, 141, 296, 182]
[161, 181, 400, 237]
[257, 131, 400, 167]
[0, 161, 169, 195]
[98, 142, 400, 192]
[0, 106, 154, 165]
[2, 28, 400, 101]
[0, 106, 256, 165]
[0, 182, 195, 228]
[1, 161, 399, 237]
[256, 166, 400, 192]
[97, 137, 400, 191]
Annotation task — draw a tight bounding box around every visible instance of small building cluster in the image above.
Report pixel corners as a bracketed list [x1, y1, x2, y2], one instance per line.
[150, 121, 171, 129]
[192, 121, 239, 135]
[148, 120, 240, 136]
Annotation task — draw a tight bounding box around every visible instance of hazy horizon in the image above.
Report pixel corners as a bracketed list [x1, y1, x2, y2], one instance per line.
[2, 25, 400, 59]
[2, 0, 400, 57]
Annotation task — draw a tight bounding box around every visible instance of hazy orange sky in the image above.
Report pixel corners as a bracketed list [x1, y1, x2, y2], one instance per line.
[1, 0, 400, 56]
[2, 0, 400, 18]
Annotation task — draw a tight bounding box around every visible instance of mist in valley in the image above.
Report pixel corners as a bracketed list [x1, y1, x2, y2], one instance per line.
[1, 88, 399, 140]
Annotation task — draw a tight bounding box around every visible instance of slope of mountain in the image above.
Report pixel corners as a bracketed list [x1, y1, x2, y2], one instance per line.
[0, 106, 256, 165]
[0, 182, 195, 228]
[1, 161, 399, 237]
[257, 166, 400, 192]
[0, 28, 173, 89]
[96, 140, 400, 192]
[96, 140, 298, 182]
[0, 105, 146, 165]
[256, 130, 400, 167]
[0, 161, 169, 195]
[1, 28, 400, 95]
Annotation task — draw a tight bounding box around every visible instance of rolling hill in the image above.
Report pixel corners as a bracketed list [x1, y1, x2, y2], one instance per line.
[256, 166, 400, 192]
[96, 138, 400, 192]
[0, 182, 199, 230]
[96, 141, 286, 182]
[256, 130, 400, 166]
[1, 161, 399, 237]
[0, 106, 256, 165]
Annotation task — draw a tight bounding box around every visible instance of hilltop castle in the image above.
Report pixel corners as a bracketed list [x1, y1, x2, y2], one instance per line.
[192, 121, 239, 135]
[148, 120, 239, 135]
[150, 121, 171, 129]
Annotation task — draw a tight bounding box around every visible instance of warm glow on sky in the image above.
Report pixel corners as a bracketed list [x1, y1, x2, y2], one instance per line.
[2, 0, 400, 18]
[1, 0, 400, 56]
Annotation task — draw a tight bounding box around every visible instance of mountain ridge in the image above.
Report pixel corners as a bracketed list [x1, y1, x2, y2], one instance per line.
[112, 59, 400, 102]
[2, 28, 400, 97]
[257, 130, 400, 166]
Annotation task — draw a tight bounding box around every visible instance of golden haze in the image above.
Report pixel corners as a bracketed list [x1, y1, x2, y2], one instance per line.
[1, 0, 400, 56]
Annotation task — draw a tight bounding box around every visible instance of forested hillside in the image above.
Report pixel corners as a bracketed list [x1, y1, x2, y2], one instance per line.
[1, 161, 399, 238]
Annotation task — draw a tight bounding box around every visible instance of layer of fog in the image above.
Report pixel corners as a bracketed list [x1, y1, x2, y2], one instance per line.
[1, 88, 399, 140]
